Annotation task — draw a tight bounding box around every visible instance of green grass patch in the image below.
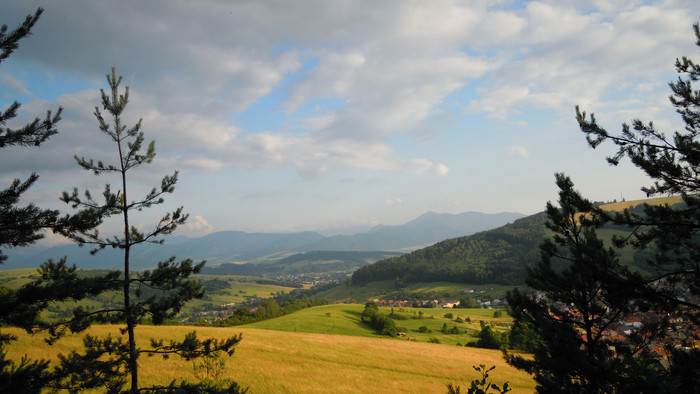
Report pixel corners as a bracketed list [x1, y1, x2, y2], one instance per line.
[246, 304, 512, 347]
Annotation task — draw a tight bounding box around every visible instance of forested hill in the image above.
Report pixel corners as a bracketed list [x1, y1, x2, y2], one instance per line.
[351, 212, 548, 285]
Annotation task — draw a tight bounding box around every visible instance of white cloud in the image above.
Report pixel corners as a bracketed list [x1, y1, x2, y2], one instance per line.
[1, 73, 31, 95]
[385, 198, 403, 207]
[186, 215, 214, 234]
[433, 164, 450, 175]
[508, 146, 531, 158]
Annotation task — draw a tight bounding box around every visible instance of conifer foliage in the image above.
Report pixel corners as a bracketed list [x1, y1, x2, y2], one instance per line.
[0, 7, 61, 263]
[0, 9, 243, 392]
[506, 24, 700, 392]
[0, 8, 106, 392]
[51, 68, 244, 393]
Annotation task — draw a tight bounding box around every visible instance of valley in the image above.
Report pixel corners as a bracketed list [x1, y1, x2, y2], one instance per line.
[0, 196, 692, 392]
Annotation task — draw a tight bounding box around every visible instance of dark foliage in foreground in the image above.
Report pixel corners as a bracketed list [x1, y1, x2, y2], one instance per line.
[506, 23, 700, 393]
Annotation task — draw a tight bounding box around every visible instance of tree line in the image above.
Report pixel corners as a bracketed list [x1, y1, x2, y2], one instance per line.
[212, 297, 327, 326]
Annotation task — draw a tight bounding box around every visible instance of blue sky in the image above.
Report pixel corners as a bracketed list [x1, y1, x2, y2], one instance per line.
[1, 0, 698, 242]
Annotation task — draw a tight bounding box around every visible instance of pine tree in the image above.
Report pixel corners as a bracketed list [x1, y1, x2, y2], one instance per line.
[51, 68, 244, 393]
[506, 23, 700, 392]
[575, 24, 700, 311]
[0, 8, 104, 392]
[571, 23, 700, 391]
[505, 174, 655, 392]
[0, 8, 61, 263]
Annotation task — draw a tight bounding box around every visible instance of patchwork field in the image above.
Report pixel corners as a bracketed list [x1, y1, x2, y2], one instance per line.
[0, 269, 297, 321]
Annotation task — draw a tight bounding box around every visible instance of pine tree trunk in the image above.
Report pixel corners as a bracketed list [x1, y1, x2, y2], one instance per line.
[118, 124, 138, 393]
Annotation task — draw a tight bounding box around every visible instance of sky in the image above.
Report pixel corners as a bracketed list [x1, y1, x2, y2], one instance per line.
[1, 0, 698, 242]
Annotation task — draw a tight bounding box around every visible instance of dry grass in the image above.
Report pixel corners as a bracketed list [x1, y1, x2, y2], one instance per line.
[574, 195, 684, 224]
[3, 325, 535, 393]
[598, 195, 683, 212]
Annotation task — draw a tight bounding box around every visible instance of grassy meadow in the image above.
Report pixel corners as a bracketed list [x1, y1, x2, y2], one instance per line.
[0, 268, 41, 288]
[248, 304, 512, 347]
[3, 320, 534, 393]
[182, 275, 297, 312]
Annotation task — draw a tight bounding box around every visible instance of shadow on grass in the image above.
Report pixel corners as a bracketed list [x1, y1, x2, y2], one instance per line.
[343, 310, 377, 333]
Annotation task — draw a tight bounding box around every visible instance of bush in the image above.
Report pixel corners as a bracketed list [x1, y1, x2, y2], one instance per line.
[361, 302, 398, 337]
[444, 312, 454, 319]
[476, 326, 505, 349]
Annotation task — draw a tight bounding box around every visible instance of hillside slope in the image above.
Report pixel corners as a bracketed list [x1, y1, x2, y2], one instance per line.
[352, 213, 547, 285]
[351, 196, 685, 287]
[4, 322, 535, 393]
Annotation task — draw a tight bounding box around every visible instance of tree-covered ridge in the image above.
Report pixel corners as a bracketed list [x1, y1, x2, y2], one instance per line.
[352, 213, 547, 285]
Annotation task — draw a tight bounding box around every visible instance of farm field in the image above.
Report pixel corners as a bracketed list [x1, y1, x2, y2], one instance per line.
[0, 268, 41, 288]
[3, 321, 534, 393]
[248, 304, 512, 347]
[0, 269, 297, 321]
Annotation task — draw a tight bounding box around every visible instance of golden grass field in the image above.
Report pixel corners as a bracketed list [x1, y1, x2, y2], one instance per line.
[598, 195, 683, 212]
[3, 322, 535, 393]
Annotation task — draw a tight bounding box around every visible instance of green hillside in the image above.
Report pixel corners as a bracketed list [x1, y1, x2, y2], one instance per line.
[352, 213, 547, 285]
[247, 304, 512, 346]
[351, 196, 684, 287]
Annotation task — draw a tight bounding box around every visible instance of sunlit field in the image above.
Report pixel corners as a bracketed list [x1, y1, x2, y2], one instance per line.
[248, 304, 512, 347]
[4, 315, 534, 393]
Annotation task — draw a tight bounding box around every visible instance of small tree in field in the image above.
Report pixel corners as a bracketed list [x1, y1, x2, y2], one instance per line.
[52, 68, 244, 393]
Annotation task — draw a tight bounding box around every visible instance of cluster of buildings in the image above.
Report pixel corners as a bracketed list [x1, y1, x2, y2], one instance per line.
[366, 297, 505, 309]
[593, 310, 700, 359]
[274, 272, 343, 285]
[540, 286, 700, 364]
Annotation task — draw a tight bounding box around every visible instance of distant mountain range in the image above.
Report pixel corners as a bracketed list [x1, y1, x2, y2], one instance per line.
[2, 211, 525, 271]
